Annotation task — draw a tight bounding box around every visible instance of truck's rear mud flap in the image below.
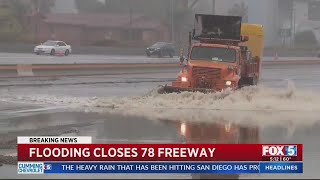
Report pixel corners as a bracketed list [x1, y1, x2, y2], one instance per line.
[157, 85, 216, 94]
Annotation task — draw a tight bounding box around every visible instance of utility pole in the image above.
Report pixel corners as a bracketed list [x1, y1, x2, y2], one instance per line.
[290, 0, 296, 47]
[32, 0, 41, 13]
[129, 8, 132, 41]
[292, 5, 296, 46]
[212, 0, 215, 14]
[33, 0, 41, 43]
[171, 0, 174, 42]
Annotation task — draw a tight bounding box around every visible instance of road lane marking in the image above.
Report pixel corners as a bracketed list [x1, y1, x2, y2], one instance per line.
[3, 106, 68, 114]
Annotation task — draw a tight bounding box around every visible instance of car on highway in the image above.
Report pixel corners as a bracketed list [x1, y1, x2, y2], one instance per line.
[146, 42, 175, 58]
[34, 40, 72, 56]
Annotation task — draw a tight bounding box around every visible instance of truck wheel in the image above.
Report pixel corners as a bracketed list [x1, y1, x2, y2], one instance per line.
[250, 77, 258, 86]
[158, 51, 162, 58]
[238, 77, 258, 87]
[245, 77, 258, 86]
[238, 79, 244, 88]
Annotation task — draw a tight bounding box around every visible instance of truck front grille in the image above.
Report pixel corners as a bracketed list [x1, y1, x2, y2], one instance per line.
[192, 66, 221, 79]
[192, 67, 221, 89]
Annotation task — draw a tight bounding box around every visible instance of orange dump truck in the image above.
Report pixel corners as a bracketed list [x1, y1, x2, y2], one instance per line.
[159, 14, 264, 94]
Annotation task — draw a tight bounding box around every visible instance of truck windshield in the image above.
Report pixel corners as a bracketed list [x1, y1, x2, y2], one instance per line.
[190, 47, 236, 63]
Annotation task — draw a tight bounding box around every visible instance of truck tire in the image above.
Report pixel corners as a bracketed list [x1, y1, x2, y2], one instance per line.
[238, 78, 245, 88]
[158, 51, 163, 58]
[238, 77, 258, 87]
[249, 77, 258, 86]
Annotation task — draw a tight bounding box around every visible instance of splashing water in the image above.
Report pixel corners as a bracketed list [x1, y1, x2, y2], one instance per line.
[1, 82, 320, 127]
[93, 81, 318, 112]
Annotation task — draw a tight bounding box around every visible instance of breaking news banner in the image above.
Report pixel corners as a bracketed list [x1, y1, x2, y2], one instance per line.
[16, 136, 303, 175]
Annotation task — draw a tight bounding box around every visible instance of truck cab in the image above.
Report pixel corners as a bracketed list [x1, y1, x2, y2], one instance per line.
[175, 42, 242, 91]
[159, 14, 263, 94]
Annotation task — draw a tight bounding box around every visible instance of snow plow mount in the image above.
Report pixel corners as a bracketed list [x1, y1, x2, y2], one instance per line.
[158, 85, 216, 94]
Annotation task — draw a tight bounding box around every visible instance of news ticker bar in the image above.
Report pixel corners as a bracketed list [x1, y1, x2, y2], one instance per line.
[17, 144, 303, 161]
[17, 162, 303, 174]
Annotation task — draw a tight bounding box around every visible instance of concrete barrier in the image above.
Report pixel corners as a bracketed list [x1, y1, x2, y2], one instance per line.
[0, 43, 146, 56]
[263, 59, 320, 65]
[16, 64, 33, 76]
[0, 59, 319, 77]
[0, 63, 180, 77]
[0, 43, 318, 57]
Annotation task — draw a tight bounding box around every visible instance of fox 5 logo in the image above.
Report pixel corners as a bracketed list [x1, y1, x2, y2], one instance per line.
[262, 145, 297, 156]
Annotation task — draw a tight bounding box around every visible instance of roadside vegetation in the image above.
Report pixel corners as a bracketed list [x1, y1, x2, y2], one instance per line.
[0, 0, 53, 43]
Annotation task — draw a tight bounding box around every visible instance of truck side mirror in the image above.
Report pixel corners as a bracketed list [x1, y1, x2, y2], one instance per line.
[241, 35, 249, 42]
[179, 48, 186, 65]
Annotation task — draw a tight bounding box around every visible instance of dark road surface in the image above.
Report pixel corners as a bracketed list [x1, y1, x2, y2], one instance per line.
[0, 62, 319, 179]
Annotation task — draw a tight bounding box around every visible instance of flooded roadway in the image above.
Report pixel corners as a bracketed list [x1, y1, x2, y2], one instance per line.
[0, 63, 320, 179]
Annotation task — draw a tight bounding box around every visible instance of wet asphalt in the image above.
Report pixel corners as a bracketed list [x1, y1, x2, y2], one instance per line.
[0, 57, 319, 179]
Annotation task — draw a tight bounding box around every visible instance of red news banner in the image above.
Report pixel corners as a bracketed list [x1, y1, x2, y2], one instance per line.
[18, 144, 303, 162]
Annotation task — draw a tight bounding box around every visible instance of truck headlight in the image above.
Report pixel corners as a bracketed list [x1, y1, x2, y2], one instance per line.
[181, 77, 188, 82]
[225, 81, 232, 86]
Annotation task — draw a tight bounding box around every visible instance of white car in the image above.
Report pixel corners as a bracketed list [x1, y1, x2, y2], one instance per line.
[34, 40, 72, 56]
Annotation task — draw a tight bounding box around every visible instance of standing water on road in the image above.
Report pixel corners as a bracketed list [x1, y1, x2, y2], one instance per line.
[1, 82, 318, 127]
